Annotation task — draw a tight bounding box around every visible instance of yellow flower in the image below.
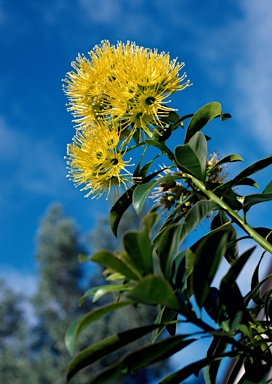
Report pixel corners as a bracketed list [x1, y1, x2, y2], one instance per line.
[63, 40, 190, 140]
[65, 121, 133, 198]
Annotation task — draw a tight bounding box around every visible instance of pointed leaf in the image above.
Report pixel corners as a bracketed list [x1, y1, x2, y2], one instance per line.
[185, 102, 224, 143]
[78, 284, 131, 305]
[161, 357, 213, 383]
[221, 246, 256, 287]
[207, 154, 243, 175]
[211, 211, 238, 264]
[87, 335, 197, 384]
[140, 208, 160, 235]
[91, 250, 143, 281]
[243, 192, 272, 212]
[156, 223, 181, 278]
[264, 180, 272, 193]
[193, 231, 229, 308]
[65, 301, 132, 356]
[127, 275, 180, 311]
[230, 156, 272, 187]
[152, 306, 178, 342]
[123, 230, 153, 275]
[175, 132, 207, 181]
[133, 175, 180, 214]
[66, 324, 161, 381]
[179, 200, 219, 246]
[110, 186, 136, 237]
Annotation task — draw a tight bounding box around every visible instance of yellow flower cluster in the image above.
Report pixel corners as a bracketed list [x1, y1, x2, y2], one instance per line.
[63, 40, 190, 198]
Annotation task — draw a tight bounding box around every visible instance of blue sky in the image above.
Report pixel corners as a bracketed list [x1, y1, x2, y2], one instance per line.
[1, 0, 272, 297]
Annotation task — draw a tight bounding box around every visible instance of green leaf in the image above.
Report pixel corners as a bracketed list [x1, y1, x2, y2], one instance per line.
[133, 174, 180, 214]
[156, 223, 181, 278]
[66, 324, 161, 382]
[221, 246, 256, 288]
[123, 230, 153, 275]
[193, 231, 229, 308]
[179, 200, 219, 246]
[110, 186, 135, 237]
[86, 335, 197, 384]
[161, 357, 213, 383]
[78, 284, 131, 306]
[263, 180, 272, 193]
[171, 250, 186, 293]
[65, 301, 132, 356]
[211, 211, 238, 264]
[127, 275, 180, 311]
[184, 102, 224, 143]
[206, 336, 228, 384]
[140, 208, 160, 235]
[156, 200, 219, 278]
[91, 250, 143, 281]
[243, 192, 272, 213]
[230, 155, 272, 187]
[207, 154, 244, 175]
[152, 306, 178, 342]
[175, 131, 207, 181]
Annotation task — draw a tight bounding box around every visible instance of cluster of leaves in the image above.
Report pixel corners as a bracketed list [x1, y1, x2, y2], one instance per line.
[0, 205, 167, 384]
[66, 103, 272, 383]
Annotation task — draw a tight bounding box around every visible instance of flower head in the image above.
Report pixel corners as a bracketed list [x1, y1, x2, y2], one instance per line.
[65, 120, 133, 198]
[63, 40, 190, 142]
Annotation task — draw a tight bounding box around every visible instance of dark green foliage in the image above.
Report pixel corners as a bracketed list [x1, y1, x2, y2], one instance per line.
[0, 204, 168, 383]
[67, 103, 272, 383]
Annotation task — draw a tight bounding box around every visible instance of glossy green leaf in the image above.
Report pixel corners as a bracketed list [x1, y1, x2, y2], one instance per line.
[184, 102, 223, 143]
[211, 211, 238, 264]
[140, 208, 160, 235]
[123, 230, 153, 275]
[152, 306, 178, 342]
[243, 193, 272, 212]
[263, 180, 272, 193]
[171, 250, 186, 293]
[221, 246, 256, 288]
[207, 154, 243, 175]
[133, 155, 154, 178]
[220, 280, 247, 324]
[65, 301, 132, 356]
[175, 131, 207, 181]
[230, 155, 272, 187]
[127, 275, 180, 311]
[179, 200, 219, 245]
[161, 356, 213, 383]
[110, 186, 135, 237]
[156, 200, 218, 278]
[206, 336, 228, 384]
[91, 250, 143, 281]
[193, 231, 229, 308]
[87, 335, 196, 384]
[203, 287, 222, 324]
[133, 174, 180, 214]
[156, 223, 181, 278]
[78, 284, 131, 306]
[66, 324, 161, 382]
[244, 273, 272, 306]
